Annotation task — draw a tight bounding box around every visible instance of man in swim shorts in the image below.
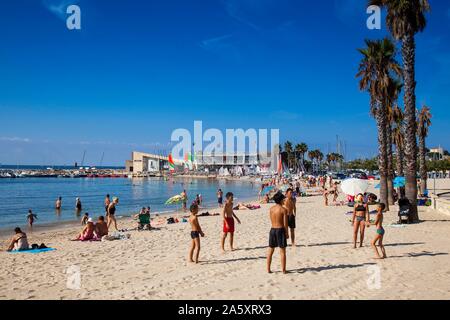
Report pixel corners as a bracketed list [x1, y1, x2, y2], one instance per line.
[283, 188, 297, 246]
[267, 191, 289, 274]
[221, 192, 241, 252]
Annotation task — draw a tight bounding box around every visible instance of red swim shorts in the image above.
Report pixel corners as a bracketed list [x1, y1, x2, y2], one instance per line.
[223, 217, 235, 233]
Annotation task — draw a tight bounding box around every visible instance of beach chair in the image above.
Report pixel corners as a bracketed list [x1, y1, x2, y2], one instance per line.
[137, 214, 151, 231]
[398, 198, 411, 224]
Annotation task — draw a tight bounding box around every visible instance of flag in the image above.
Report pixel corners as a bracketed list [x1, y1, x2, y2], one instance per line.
[168, 154, 175, 172]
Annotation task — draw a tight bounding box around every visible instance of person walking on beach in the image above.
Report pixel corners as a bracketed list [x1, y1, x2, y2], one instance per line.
[221, 192, 241, 252]
[55, 197, 62, 210]
[217, 189, 224, 207]
[188, 203, 204, 264]
[352, 194, 369, 248]
[267, 191, 289, 274]
[107, 197, 119, 231]
[370, 203, 387, 259]
[75, 197, 82, 212]
[104, 194, 111, 213]
[283, 188, 297, 246]
[27, 209, 37, 227]
[181, 190, 187, 212]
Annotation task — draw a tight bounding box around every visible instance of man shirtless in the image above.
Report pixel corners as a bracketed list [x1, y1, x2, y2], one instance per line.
[283, 188, 297, 246]
[267, 191, 289, 274]
[221, 192, 241, 252]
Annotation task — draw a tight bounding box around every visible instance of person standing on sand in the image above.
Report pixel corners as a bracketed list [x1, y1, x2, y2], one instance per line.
[55, 197, 62, 210]
[370, 203, 387, 259]
[283, 188, 297, 246]
[27, 209, 37, 227]
[221, 192, 241, 252]
[188, 203, 204, 264]
[107, 197, 119, 231]
[217, 189, 223, 208]
[352, 194, 369, 249]
[267, 191, 289, 274]
[104, 194, 111, 224]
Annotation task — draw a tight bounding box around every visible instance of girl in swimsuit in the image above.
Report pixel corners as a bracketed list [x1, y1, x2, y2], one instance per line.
[352, 194, 368, 248]
[371, 203, 387, 259]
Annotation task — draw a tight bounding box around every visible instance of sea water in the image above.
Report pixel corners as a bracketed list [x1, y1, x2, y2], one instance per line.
[0, 177, 258, 230]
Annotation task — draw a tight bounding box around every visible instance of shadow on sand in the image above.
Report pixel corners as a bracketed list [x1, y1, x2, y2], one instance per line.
[289, 262, 377, 274]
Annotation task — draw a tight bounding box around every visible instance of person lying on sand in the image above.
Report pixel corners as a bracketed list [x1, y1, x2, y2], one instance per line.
[95, 216, 108, 238]
[370, 203, 387, 259]
[267, 191, 289, 274]
[221, 192, 241, 252]
[6, 227, 29, 252]
[188, 204, 204, 264]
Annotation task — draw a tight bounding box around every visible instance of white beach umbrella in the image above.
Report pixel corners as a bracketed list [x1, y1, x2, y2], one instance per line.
[340, 178, 369, 196]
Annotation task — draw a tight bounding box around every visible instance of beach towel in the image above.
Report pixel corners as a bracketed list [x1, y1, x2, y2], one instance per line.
[387, 224, 406, 228]
[9, 248, 56, 254]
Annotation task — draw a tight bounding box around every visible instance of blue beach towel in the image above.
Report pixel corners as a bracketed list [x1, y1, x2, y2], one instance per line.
[9, 248, 56, 254]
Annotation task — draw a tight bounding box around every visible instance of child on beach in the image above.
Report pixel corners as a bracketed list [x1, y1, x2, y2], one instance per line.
[283, 188, 297, 246]
[188, 203, 204, 263]
[81, 213, 89, 225]
[370, 203, 387, 259]
[221, 192, 241, 252]
[27, 210, 37, 227]
[267, 191, 289, 274]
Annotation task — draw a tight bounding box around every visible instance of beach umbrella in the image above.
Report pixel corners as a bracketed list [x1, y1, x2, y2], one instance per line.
[165, 194, 183, 205]
[262, 185, 275, 195]
[340, 178, 369, 196]
[394, 176, 406, 188]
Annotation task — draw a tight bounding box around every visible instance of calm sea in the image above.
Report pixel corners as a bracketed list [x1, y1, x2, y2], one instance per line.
[0, 177, 258, 230]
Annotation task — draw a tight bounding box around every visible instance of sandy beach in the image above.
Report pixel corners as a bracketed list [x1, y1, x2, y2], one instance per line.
[1, 182, 449, 300]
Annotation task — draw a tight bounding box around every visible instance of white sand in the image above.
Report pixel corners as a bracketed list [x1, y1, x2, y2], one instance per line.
[1, 183, 449, 300]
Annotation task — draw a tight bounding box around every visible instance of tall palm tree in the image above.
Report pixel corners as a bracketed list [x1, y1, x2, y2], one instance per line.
[357, 38, 402, 211]
[392, 105, 405, 177]
[386, 80, 403, 205]
[308, 150, 316, 173]
[316, 150, 324, 171]
[370, 0, 430, 220]
[284, 141, 294, 170]
[417, 105, 432, 195]
[295, 143, 308, 172]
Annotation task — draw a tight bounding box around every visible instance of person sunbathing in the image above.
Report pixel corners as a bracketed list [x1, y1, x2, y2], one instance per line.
[6, 228, 29, 252]
[95, 216, 108, 238]
[72, 218, 95, 241]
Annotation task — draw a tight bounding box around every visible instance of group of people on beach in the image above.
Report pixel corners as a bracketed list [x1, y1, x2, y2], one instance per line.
[187, 186, 298, 273]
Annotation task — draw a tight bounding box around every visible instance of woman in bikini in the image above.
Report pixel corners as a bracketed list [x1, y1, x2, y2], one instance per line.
[352, 193, 369, 248]
[107, 197, 119, 231]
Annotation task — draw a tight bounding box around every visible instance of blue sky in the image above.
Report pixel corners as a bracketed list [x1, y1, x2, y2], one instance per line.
[0, 0, 449, 166]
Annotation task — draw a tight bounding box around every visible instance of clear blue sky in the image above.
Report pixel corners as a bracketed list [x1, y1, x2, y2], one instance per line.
[0, 0, 449, 166]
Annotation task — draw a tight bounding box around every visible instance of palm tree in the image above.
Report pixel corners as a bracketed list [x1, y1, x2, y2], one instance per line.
[392, 105, 405, 177]
[386, 79, 403, 205]
[417, 105, 432, 195]
[308, 150, 316, 173]
[370, 0, 431, 220]
[357, 38, 402, 211]
[316, 150, 324, 172]
[284, 141, 294, 170]
[295, 143, 308, 172]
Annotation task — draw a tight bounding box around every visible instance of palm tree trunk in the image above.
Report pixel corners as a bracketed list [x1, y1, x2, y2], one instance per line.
[386, 122, 395, 205]
[419, 134, 427, 196]
[402, 33, 419, 222]
[377, 101, 389, 211]
[396, 145, 405, 198]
